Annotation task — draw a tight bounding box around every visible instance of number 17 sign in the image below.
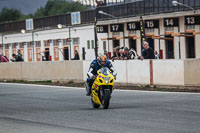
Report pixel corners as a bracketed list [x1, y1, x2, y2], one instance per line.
[110, 24, 124, 32]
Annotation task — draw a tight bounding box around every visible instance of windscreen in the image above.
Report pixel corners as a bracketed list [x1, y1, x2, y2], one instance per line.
[99, 67, 110, 76]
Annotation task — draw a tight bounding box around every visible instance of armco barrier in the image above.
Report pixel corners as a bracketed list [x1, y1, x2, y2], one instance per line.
[0, 60, 200, 86]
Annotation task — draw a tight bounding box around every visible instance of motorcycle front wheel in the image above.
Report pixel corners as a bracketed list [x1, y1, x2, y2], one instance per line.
[91, 99, 100, 108]
[102, 89, 110, 109]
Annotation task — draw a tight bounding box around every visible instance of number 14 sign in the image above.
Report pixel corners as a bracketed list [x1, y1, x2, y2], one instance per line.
[164, 18, 179, 27]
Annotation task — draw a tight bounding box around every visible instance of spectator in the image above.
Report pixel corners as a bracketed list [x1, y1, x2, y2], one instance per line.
[72, 50, 80, 60]
[141, 41, 155, 60]
[11, 54, 24, 62]
[119, 49, 124, 60]
[112, 47, 120, 61]
[154, 51, 160, 59]
[17, 49, 22, 58]
[123, 47, 129, 60]
[0, 54, 9, 63]
[128, 48, 138, 59]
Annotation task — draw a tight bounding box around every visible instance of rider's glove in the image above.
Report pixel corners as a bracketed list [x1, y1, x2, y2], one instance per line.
[113, 71, 117, 80]
[91, 75, 96, 80]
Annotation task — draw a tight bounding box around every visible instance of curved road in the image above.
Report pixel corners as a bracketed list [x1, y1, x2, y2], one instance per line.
[0, 83, 200, 133]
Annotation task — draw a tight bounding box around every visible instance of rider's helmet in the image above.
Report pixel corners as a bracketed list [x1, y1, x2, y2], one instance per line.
[98, 54, 107, 66]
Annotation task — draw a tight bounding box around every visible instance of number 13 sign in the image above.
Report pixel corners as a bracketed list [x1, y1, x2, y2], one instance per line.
[185, 16, 200, 25]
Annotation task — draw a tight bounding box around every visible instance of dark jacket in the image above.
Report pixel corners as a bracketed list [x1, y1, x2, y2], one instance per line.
[72, 53, 80, 60]
[142, 47, 155, 59]
[15, 55, 24, 62]
[88, 59, 113, 77]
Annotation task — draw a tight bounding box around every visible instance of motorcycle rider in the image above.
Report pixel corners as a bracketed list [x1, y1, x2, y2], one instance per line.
[85, 54, 117, 96]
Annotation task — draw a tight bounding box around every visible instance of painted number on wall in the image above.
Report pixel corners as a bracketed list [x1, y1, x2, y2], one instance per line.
[112, 25, 119, 31]
[110, 24, 124, 32]
[146, 21, 154, 28]
[127, 22, 140, 30]
[145, 20, 159, 28]
[186, 17, 195, 24]
[96, 25, 108, 33]
[185, 16, 200, 25]
[164, 18, 179, 27]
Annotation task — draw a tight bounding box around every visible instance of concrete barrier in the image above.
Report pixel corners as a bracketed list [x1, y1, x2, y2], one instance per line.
[0, 62, 22, 80]
[0, 61, 83, 81]
[0, 59, 200, 86]
[153, 60, 185, 85]
[184, 59, 200, 85]
[127, 60, 150, 85]
[112, 60, 127, 83]
[83, 60, 91, 81]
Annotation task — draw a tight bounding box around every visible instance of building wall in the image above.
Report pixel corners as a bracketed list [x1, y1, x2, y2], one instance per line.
[1, 10, 200, 62]
[1, 25, 96, 61]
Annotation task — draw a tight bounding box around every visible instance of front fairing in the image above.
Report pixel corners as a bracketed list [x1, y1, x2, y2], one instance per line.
[91, 67, 115, 105]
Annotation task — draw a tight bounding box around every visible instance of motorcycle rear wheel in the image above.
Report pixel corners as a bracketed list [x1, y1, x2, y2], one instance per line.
[102, 89, 110, 109]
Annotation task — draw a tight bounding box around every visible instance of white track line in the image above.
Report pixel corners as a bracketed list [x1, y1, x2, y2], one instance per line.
[0, 82, 199, 95]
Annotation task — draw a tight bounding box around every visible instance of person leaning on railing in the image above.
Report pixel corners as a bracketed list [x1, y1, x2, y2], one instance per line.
[72, 50, 80, 60]
[10, 54, 24, 62]
[112, 46, 121, 61]
[0, 54, 9, 63]
[140, 41, 155, 60]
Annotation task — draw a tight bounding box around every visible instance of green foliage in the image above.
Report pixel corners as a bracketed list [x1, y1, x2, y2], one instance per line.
[0, 7, 22, 23]
[0, 0, 89, 23]
[34, 0, 88, 17]
[19, 14, 33, 21]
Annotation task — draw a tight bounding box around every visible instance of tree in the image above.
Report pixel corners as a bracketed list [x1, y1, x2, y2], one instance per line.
[0, 0, 89, 23]
[34, 7, 45, 18]
[0, 7, 22, 23]
[33, 0, 89, 18]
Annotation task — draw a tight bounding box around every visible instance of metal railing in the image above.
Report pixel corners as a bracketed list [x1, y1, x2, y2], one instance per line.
[0, 0, 199, 33]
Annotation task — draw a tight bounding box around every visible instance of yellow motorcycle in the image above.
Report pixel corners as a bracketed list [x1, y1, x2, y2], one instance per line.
[90, 67, 115, 109]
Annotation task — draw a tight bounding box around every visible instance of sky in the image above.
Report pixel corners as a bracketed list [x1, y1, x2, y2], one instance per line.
[0, 0, 48, 14]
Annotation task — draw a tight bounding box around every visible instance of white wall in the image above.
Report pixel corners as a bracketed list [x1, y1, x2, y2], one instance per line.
[153, 60, 185, 85]
[112, 60, 127, 83]
[0, 60, 200, 86]
[127, 60, 150, 84]
[2, 25, 96, 61]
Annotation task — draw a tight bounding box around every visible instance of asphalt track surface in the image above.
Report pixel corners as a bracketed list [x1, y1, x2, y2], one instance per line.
[0, 83, 200, 133]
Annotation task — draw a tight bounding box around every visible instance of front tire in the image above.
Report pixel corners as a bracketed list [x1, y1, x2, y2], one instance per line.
[102, 89, 110, 109]
[91, 100, 100, 108]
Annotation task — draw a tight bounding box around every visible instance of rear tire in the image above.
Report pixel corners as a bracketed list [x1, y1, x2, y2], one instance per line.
[102, 89, 110, 109]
